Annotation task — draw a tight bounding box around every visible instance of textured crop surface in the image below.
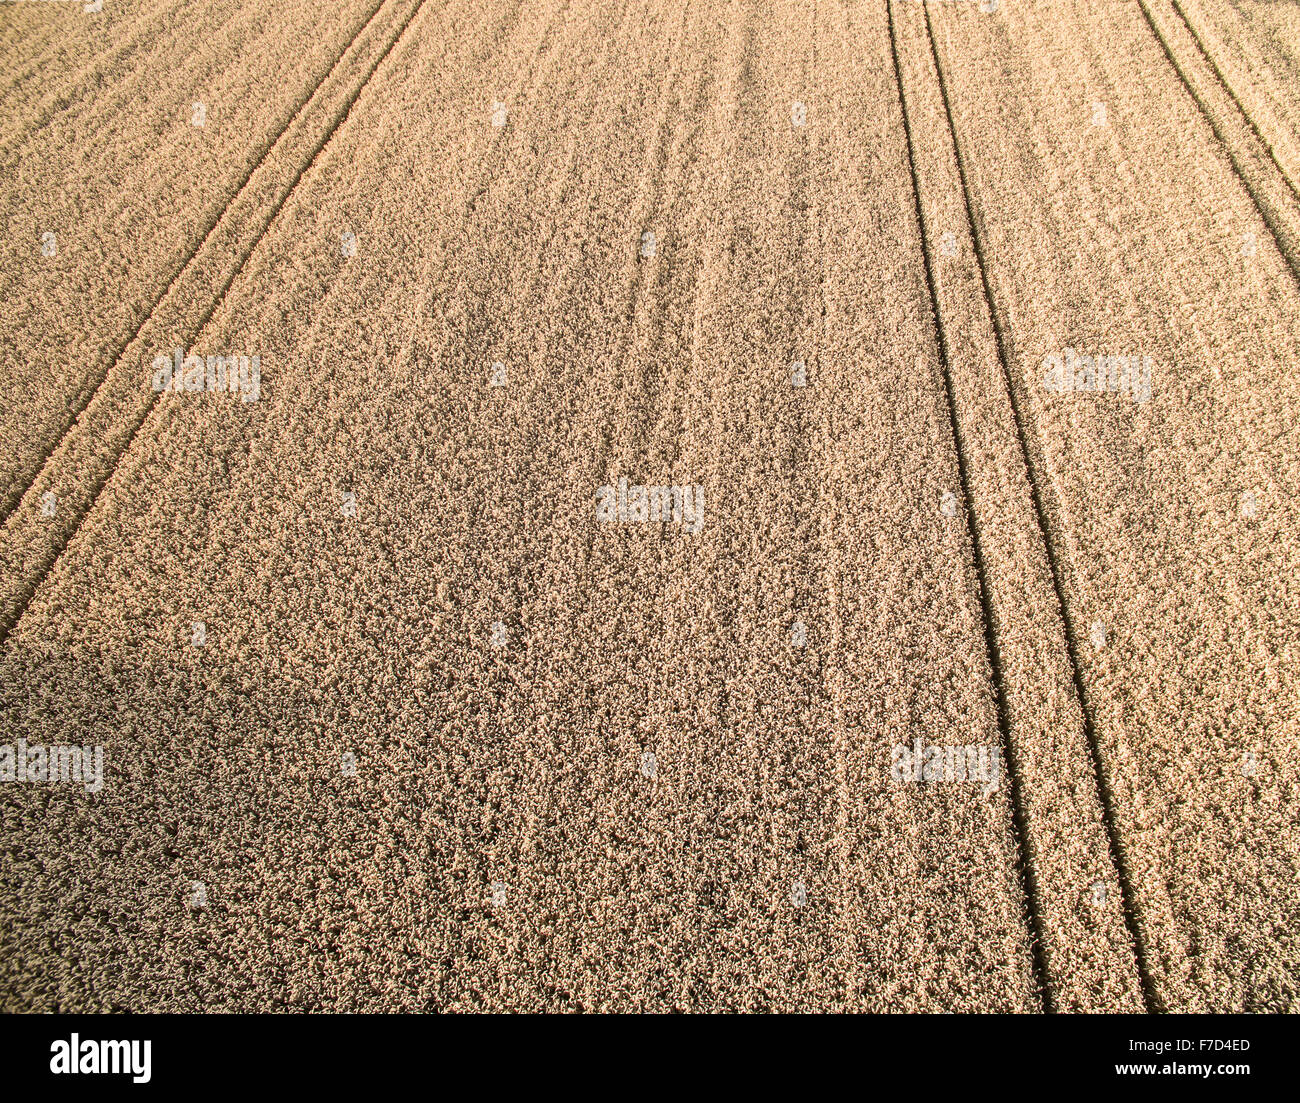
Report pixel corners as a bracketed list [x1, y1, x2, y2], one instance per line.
[0, 0, 1295, 1013]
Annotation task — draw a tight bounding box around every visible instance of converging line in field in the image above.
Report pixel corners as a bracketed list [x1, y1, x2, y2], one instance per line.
[919, 0, 1159, 1012]
[884, 0, 1051, 1013]
[0, 0, 432, 652]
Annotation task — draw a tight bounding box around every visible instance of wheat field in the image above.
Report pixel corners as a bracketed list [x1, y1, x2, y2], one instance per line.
[0, 0, 1296, 1012]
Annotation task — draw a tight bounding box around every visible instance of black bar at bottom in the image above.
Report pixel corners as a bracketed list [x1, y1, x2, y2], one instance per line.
[2, 1011, 1287, 1093]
